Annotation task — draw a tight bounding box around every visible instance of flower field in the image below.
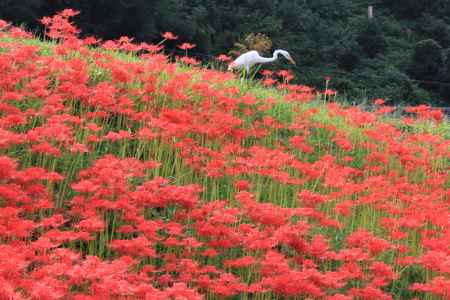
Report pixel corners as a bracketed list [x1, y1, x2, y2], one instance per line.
[0, 11, 449, 300]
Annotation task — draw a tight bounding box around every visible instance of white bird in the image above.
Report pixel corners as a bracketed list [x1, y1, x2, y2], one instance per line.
[228, 49, 296, 74]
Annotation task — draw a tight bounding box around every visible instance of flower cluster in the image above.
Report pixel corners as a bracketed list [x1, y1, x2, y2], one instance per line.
[0, 10, 448, 299]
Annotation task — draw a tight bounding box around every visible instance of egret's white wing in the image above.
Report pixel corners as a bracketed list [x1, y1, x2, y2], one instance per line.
[232, 50, 259, 69]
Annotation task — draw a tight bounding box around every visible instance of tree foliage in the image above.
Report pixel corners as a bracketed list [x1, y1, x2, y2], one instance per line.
[229, 33, 273, 56]
[357, 20, 387, 58]
[408, 39, 444, 93]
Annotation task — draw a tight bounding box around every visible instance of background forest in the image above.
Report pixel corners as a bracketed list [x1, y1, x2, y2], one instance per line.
[2, 0, 450, 106]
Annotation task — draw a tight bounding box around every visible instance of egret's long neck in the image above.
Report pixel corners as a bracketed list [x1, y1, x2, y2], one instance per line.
[258, 51, 280, 63]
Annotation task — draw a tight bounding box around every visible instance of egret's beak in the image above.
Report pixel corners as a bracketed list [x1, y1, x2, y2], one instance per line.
[288, 57, 296, 65]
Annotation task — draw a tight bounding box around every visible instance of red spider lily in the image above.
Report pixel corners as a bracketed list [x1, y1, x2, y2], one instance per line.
[369, 261, 398, 284]
[140, 42, 163, 53]
[373, 98, 385, 105]
[277, 69, 294, 82]
[262, 77, 277, 87]
[260, 69, 273, 77]
[40, 214, 66, 229]
[161, 31, 178, 40]
[375, 106, 396, 114]
[404, 105, 445, 122]
[201, 248, 219, 257]
[0, 129, 23, 149]
[59, 8, 80, 18]
[289, 135, 313, 153]
[82, 36, 101, 46]
[31, 142, 62, 157]
[104, 130, 133, 142]
[164, 283, 203, 300]
[411, 276, 450, 298]
[41, 10, 81, 40]
[0, 156, 17, 179]
[216, 54, 232, 62]
[324, 89, 337, 96]
[298, 189, 327, 208]
[77, 217, 105, 233]
[327, 294, 353, 300]
[177, 56, 201, 65]
[349, 286, 393, 300]
[0, 20, 11, 31]
[224, 256, 256, 268]
[137, 127, 156, 140]
[102, 39, 119, 50]
[110, 236, 156, 257]
[405, 105, 444, 122]
[178, 42, 196, 51]
[40, 16, 52, 26]
[335, 200, 354, 216]
[70, 142, 89, 153]
[8, 27, 33, 39]
[234, 179, 251, 191]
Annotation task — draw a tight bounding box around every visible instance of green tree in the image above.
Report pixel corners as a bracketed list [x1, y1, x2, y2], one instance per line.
[357, 20, 387, 58]
[408, 39, 444, 85]
[0, 0, 46, 30]
[336, 42, 361, 71]
[418, 14, 450, 48]
[439, 49, 450, 104]
[380, 0, 428, 19]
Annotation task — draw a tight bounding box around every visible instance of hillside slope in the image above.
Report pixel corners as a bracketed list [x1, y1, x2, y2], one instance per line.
[0, 16, 449, 300]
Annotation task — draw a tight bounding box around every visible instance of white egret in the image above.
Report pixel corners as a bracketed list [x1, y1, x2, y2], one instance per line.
[228, 49, 296, 75]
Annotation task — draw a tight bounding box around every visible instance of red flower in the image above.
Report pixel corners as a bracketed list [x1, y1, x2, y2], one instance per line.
[77, 217, 105, 233]
[39, 17, 52, 26]
[262, 77, 277, 87]
[60, 8, 80, 18]
[178, 43, 196, 50]
[82, 36, 100, 46]
[104, 130, 133, 142]
[216, 54, 232, 62]
[0, 20, 11, 31]
[161, 31, 178, 40]
[178, 56, 201, 65]
[31, 142, 61, 157]
[141, 43, 163, 53]
[234, 179, 251, 191]
[0, 156, 17, 180]
[277, 69, 294, 82]
[224, 256, 256, 268]
[373, 98, 385, 105]
[260, 70, 273, 77]
[324, 89, 336, 96]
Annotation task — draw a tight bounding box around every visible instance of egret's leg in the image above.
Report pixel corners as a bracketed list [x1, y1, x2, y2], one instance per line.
[251, 65, 262, 81]
[240, 68, 247, 83]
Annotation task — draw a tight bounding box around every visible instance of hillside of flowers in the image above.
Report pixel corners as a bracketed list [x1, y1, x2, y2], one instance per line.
[0, 10, 449, 300]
